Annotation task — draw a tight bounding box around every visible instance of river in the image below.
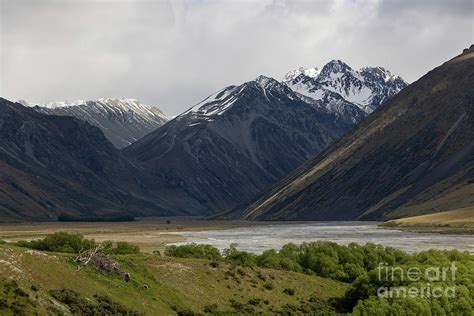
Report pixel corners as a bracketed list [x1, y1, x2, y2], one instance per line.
[168, 221, 474, 254]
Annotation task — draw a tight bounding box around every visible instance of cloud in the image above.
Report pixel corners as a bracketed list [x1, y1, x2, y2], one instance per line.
[1, 0, 472, 115]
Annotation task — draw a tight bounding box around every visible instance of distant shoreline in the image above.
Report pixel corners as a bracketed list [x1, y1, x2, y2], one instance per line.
[381, 208, 474, 235]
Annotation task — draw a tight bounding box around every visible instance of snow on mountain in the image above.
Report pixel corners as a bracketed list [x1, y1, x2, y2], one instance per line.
[181, 76, 299, 123]
[283, 60, 407, 114]
[282, 67, 320, 83]
[29, 98, 168, 148]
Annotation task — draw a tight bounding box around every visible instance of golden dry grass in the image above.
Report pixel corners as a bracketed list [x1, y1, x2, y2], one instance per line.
[0, 218, 270, 253]
[393, 207, 474, 226]
[384, 206, 474, 234]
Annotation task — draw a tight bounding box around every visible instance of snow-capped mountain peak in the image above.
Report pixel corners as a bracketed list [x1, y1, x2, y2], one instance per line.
[255, 75, 277, 87]
[282, 67, 320, 83]
[282, 60, 407, 114]
[183, 75, 292, 120]
[254, 75, 288, 93]
[319, 60, 353, 78]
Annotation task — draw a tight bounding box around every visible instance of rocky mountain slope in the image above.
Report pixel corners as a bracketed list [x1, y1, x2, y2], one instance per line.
[27, 98, 168, 148]
[123, 76, 355, 214]
[0, 98, 172, 221]
[229, 48, 474, 221]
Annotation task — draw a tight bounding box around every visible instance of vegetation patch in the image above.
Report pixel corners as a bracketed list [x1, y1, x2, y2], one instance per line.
[16, 232, 139, 255]
[50, 288, 140, 315]
[16, 232, 95, 253]
[0, 279, 37, 315]
[165, 243, 221, 260]
[165, 241, 474, 314]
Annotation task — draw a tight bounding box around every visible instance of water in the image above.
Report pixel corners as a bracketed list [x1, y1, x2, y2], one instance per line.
[168, 222, 474, 254]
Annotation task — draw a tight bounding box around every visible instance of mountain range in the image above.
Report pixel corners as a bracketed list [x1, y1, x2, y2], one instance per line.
[227, 47, 474, 221]
[23, 98, 168, 149]
[1, 60, 410, 220]
[122, 61, 407, 214]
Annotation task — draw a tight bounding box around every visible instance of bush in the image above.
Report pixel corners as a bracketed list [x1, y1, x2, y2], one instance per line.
[14, 287, 29, 297]
[283, 288, 296, 296]
[224, 244, 257, 267]
[202, 304, 218, 313]
[50, 288, 139, 315]
[341, 249, 474, 314]
[16, 232, 95, 253]
[248, 298, 261, 306]
[109, 242, 140, 255]
[171, 304, 197, 316]
[264, 282, 274, 290]
[165, 243, 222, 261]
[0, 298, 7, 308]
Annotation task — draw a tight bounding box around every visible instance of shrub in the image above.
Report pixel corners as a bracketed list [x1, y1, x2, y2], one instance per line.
[0, 298, 7, 308]
[283, 288, 296, 296]
[50, 289, 139, 315]
[264, 282, 274, 290]
[165, 243, 222, 261]
[202, 304, 218, 313]
[224, 244, 257, 267]
[248, 298, 261, 306]
[108, 242, 140, 255]
[14, 287, 29, 297]
[16, 232, 95, 253]
[171, 304, 197, 316]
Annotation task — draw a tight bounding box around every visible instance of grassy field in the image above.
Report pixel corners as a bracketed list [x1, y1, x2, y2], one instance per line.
[0, 218, 269, 253]
[383, 207, 474, 234]
[0, 243, 348, 315]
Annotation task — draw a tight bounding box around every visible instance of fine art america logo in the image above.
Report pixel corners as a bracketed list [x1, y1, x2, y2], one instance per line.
[377, 262, 457, 298]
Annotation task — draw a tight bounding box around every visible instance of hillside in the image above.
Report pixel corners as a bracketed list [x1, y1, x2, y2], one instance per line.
[0, 99, 173, 221]
[0, 244, 347, 315]
[229, 48, 474, 221]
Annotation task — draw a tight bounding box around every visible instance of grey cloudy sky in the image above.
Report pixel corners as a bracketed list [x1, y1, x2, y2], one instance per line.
[1, 0, 473, 115]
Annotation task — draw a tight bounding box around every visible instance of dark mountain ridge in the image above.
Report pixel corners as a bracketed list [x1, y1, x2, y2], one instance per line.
[0, 99, 172, 221]
[228, 48, 474, 221]
[123, 76, 354, 215]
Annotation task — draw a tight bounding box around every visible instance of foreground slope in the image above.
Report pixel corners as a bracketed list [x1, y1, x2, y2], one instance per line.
[0, 99, 171, 221]
[0, 244, 347, 315]
[124, 76, 354, 214]
[232, 48, 474, 221]
[30, 98, 168, 148]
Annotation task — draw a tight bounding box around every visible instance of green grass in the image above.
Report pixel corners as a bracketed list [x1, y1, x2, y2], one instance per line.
[0, 244, 347, 315]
